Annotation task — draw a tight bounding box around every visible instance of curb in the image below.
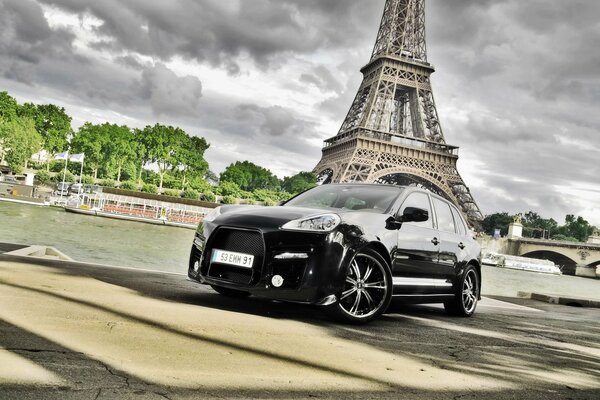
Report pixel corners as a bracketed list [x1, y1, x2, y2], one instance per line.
[518, 291, 600, 308]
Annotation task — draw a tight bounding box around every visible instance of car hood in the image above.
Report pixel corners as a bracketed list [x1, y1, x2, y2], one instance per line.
[214, 205, 334, 229]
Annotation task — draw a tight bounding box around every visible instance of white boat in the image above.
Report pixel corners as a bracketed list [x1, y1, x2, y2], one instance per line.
[482, 252, 562, 275]
[64, 193, 210, 229]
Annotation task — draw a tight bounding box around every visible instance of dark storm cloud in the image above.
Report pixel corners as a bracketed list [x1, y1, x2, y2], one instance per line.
[0, 0, 75, 83]
[300, 65, 344, 94]
[36, 0, 380, 72]
[425, 0, 600, 221]
[1, 0, 599, 223]
[135, 63, 203, 117]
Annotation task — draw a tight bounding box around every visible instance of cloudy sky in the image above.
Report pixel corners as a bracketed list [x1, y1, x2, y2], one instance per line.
[1, 0, 599, 225]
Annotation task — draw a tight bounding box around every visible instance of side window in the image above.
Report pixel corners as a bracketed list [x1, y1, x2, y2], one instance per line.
[432, 198, 456, 233]
[450, 206, 467, 236]
[399, 192, 433, 228]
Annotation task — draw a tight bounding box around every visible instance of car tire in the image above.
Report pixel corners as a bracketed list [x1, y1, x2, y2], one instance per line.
[327, 248, 393, 324]
[210, 285, 251, 298]
[444, 265, 479, 317]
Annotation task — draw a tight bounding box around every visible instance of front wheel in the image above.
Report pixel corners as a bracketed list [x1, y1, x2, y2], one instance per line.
[327, 248, 392, 324]
[444, 265, 479, 317]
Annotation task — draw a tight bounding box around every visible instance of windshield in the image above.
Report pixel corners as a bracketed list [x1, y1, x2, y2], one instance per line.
[285, 185, 403, 213]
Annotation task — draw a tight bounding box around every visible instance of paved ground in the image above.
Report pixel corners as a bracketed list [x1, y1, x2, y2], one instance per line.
[0, 255, 599, 400]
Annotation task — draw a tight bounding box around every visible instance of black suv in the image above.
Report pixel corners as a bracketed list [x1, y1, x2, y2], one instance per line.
[188, 184, 481, 323]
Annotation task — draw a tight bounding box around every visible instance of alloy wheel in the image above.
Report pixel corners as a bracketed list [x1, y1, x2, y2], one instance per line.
[462, 269, 478, 314]
[338, 253, 389, 319]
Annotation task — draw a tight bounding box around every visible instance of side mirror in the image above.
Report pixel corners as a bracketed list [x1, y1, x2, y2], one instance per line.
[400, 207, 429, 223]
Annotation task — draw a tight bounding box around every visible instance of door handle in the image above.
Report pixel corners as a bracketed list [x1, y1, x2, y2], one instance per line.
[458, 242, 466, 250]
[431, 237, 440, 246]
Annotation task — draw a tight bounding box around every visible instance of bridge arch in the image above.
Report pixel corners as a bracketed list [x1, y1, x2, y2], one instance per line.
[521, 250, 578, 273]
[588, 260, 600, 268]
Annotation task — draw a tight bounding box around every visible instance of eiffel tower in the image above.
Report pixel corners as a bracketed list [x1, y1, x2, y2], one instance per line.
[313, 0, 483, 226]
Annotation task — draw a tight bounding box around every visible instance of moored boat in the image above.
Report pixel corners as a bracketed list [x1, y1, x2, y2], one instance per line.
[482, 252, 562, 275]
[64, 193, 211, 229]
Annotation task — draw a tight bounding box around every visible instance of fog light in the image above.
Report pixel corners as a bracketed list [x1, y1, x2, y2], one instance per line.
[193, 260, 200, 272]
[271, 275, 284, 288]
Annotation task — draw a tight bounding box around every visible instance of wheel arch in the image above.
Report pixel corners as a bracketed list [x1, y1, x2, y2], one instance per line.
[361, 241, 392, 268]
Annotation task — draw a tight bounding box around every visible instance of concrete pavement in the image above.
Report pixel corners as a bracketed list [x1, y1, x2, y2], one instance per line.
[0, 255, 599, 399]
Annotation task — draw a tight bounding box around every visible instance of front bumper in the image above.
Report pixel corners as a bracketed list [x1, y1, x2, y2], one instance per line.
[188, 226, 349, 304]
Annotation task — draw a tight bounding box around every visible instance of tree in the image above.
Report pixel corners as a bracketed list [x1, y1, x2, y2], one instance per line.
[282, 171, 317, 194]
[70, 123, 111, 180]
[0, 92, 18, 120]
[481, 212, 514, 236]
[220, 161, 280, 192]
[0, 117, 43, 173]
[105, 125, 137, 182]
[554, 215, 595, 242]
[137, 124, 187, 190]
[521, 211, 558, 239]
[173, 134, 209, 190]
[31, 104, 72, 170]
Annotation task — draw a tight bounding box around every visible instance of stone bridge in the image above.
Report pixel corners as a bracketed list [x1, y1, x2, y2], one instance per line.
[479, 236, 600, 275]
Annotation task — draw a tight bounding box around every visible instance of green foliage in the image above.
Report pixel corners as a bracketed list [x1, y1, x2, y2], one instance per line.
[550, 234, 579, 242]
[263, 198, 277, 207]
[220, 161, 280, 191]
[20, 103, 72, 160]
[222, 195, 237, 204]
[120, 161, 138, 182]
[0, 117, 43, 173]
[53, 171, 75, 183]
[34, 170, 52, 185]
[481, 212, 514, 236]
[245, 198, 256, 205]
[202, 192, 216, 203]
[252, 189, 275, 202]
[142, 183, 158, 194]
[137, 124, 188, 189]
[175, 135, 210, 189]
[101, 179, 116, 188]
[161, 173, 182, 190]
[164, 189, 181, 197]
[120, 181, 138, 191]
[554, 215, 595, 242]
[483, 211, 596, 242]
[71, 123, 111, 179]
[187, 176, 212, 193]
[278, 191, 293, 201]
[105, 124, 137, 182]
[81, 175, 95, 185]
[182, 189, 199, 199]
[141, 169, 160, 186]
[215, 181, 243, 197]
[0, 92, 18, 120]
[282, 171, 317, 194]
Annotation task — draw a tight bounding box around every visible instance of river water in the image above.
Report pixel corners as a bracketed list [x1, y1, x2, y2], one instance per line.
[1, 202, 598, 300]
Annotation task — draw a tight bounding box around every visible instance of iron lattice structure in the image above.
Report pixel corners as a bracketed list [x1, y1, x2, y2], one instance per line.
[313, 0, 483, 225]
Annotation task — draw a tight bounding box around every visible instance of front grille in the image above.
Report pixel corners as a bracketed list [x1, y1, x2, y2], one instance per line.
[206, 228, 264, 285]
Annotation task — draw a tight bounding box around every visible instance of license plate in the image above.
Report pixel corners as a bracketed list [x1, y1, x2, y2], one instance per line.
[211, 249, 254, 269]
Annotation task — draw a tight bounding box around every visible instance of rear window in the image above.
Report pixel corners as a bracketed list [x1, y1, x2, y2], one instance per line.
[285, 185, 402, 213]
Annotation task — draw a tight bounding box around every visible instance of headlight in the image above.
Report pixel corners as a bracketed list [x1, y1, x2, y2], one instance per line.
[203, 206, 222, 223]
[281, 214, 341, 232]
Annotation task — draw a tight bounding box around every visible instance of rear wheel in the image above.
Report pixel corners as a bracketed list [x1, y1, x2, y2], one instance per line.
[444, 265, 479, 317]
[210, 285, 250, 298]
[327, 248, 392, 324]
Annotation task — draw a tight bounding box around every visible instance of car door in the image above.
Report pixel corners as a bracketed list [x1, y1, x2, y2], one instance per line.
[430, 197, 461, 281]
[393, 192, 440, 291]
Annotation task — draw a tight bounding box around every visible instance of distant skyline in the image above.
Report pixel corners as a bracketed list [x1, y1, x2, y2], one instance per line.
[1, 0, 599, 226]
